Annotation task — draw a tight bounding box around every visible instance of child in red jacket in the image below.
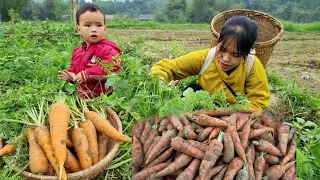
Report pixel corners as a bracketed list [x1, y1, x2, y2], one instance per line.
[58, 3, 121, 99]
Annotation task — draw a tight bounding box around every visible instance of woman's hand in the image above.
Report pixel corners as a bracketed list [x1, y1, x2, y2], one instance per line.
[58, 70, 75, 82]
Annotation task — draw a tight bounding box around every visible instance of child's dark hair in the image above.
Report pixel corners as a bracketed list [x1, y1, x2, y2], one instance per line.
[76, 3, 105, 25]
[218, 16, 258, 58]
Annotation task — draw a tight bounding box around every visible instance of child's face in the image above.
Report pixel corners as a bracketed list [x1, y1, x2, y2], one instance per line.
[76, 11, 106, 45]
[216, 39, 244, 72]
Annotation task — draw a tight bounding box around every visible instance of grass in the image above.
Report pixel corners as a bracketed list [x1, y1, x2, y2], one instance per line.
[280, 20, 320, 32]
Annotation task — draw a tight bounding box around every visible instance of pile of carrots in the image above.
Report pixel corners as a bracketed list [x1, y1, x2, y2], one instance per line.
[132, 108, 296, 180]
[0, 101, 131, 180]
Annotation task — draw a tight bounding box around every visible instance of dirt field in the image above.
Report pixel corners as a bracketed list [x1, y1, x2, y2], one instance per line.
[108, 29, 320, 94]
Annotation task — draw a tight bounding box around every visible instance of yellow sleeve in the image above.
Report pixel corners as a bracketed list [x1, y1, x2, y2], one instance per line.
[245, 57, 270, 112]
[149, 49, 210, 82]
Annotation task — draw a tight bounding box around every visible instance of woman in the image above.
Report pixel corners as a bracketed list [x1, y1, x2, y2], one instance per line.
[149, 16, 270, 112]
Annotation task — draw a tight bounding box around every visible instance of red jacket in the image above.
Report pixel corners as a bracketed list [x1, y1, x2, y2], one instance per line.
[68, 38, 121, 98]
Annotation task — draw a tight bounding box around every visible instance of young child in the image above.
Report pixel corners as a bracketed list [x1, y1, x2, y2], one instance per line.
[58, 3, 121, 99]
[150, 16, 270, 112]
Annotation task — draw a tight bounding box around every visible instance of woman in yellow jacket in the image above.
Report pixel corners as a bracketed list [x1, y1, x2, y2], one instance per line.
[150, 16, 270, 112]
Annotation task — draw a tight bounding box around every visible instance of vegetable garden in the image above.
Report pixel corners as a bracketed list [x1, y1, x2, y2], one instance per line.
[0, 20, 319, 179]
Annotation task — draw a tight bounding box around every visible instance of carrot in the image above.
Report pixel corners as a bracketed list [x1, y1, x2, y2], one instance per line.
[235, 163, 248, 180]
[66, 136, 73, 147]
[250, 111, 262, 119]
[280, 164, 296, 180]
[228, 113, 237, 127]
[199, 132, 224, 180]
[145, 130, 177, 165]
[167, 122, 174, 131]
[264, 154, 280, 165]
[278, 123, 290, 155]
[97, 132, 108, 161]
[132, 135, 144, 168]
[65, 148, 81, 172]
[146, 147, 174, 168]
[246, 143, 256, 180]
[212, 164, 228, 180]
[191, 122, 205, 133]
[236, 115, 249, 130]
[155, 153, 193, 177]
[252, 121, 266, 129]
[132, 161, 170, 180]
[287, 127, 297, 143]
[222, 127, 234, 164]
[227, 126, 247, 163]
[249, 127, 274, 139]
[259, 132, 275, 145]
[132, 121, 145, 140]
[79, 120, 98, 165]
[168, 116, 183, 132]
[145, 136, 161, 163]
[254, 152, 266, 180]
[140, 120, 153, 145]
[261, 114, 280, 138]
[186, 140, 208, 152]
[85, 111, 132, 142]
[27, 127, 49, 174]
[200, 107, 234, 117]
[209, 127, 225, 140]
[223, 157, 245, 180]
[203, 164, 226, 180]
[265, 161, 296, 180]
[143, 129, 160, 154]
[158, 118, 170, 132]
[253, 140, 283, 157]
[153, 116, 162, 125]
[176, 158, 201, 180]
[35, 126, 67, 180]
[197, 127, 214, 142]
[180, 115, 197, 140]
[46, 164, 55, 176]
[191, 114, 228, 127]
[281, 132, 296, 167]
[0, 143, 16, 156]
[132, 165, 140, 175]
[146, 172, 163, 180]
[239, 120, 251, 149]
[49, 102, 70, 178]
[71, 127, 92, 169]
[171, 136, 205, 159]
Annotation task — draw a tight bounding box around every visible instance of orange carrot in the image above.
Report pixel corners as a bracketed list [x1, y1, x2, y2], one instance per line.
[200, 107, 234, 117]
[85, 111, 132, 142]
[65, 148, 81, 172]
[239, 120, 251, 149]
[265, 161, 296, 180]
[199, 132, 224, 180]
[261, 114, 280, 138]
[140, 120, 153, 145]
[180, 115, 197, 140]
[227, 126, 247, 163]
[222, 127, 234, 164]
[209, 127, 225, 140]
[66, 136, 73, 147]
[228, 113, 237, 127]
[249, 127, 274, 139]
[132, 121, 145, 140]
[186, 140, 208, 152]
[97, 132, 108, 161]
[281, 132, 296, 167]
[280, 164, 296, 180]
[197, 127, 214, 142]
[224, 157, 245, 180]
[176, 158, 201, 180]
[167, 122, 174, 131]
[27, 127, 49, 174]
[155, 153, 193, 177]
[71, 127, 92, 169]
[191, 114, 227, 127]
[252, 121, 266, 129]
[212, 164, 228, 180]
[79, 120, 99, 165]
[235, 163, 248, 180]
[0, 143, 16, 156]
[146, 147, 174, 168]
[191, 122, 205, 133]
[246, 143, 256, 180]
[203, 164, 226, 180]
[254, 152, 266, 180]
[264, 154, 280, 165]
[143, 129, 159, 154]
[253, 140, 283, 157]
[171, 136, 205, 159]
[132, 161, 170, 180]
[168, 116, 183, 132]
[145, 130, 177, 165]
[132, 165, 140, 175]
[132, 135, 144, 168]
[35, 126, 67, 180]
[158, 118, 170, 132]
[145, 136, 161, 164]
[287, 127, 297, 143]
[49, 102, 70, 178]
[278, 123, 290, 155]
[236, 115, 249, 130]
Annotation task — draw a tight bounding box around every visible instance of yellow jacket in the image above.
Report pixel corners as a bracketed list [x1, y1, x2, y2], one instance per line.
[149, 48, 270, 112]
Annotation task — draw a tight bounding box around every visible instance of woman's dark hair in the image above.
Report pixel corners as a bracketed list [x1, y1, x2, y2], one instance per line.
[217, 16, 258, 58]
[76, 3, 105, 25]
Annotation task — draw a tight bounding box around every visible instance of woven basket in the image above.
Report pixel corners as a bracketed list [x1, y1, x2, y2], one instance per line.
[0, 107, 122, 180]
[210, 9, 284, 67]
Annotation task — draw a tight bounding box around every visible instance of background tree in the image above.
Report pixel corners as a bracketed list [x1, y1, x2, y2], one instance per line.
[0, 0, 31, 21]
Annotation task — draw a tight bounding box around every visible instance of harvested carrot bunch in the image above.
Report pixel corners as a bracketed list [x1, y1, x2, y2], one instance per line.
[132, 109, 297, 180]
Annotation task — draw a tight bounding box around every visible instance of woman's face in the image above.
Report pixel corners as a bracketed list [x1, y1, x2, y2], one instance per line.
[216, 39, 245, 72]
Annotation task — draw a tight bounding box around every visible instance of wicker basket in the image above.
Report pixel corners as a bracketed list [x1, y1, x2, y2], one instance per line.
[0, 107, 122, 180]
[210, 9, 284, 67]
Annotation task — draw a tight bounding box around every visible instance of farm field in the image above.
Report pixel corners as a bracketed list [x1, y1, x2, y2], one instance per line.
[0, 21, 320, 179]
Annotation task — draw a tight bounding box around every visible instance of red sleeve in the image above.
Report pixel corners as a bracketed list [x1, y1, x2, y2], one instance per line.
[67, 48, 80, 74]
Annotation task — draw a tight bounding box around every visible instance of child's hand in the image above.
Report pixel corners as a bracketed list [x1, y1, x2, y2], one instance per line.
[75, 72, 85, 84]
[58, 70, 75, 82]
